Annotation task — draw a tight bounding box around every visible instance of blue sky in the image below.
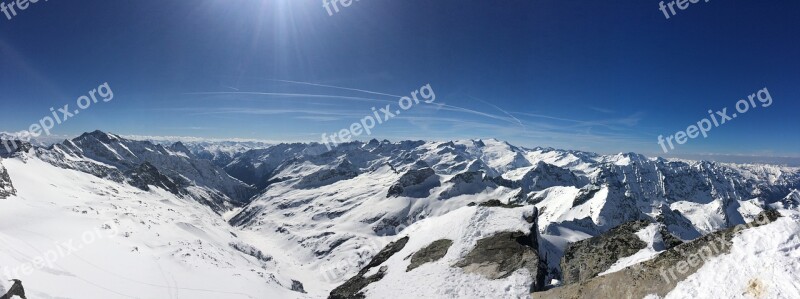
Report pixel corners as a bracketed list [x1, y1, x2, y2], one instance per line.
[1, 0, 798, 158]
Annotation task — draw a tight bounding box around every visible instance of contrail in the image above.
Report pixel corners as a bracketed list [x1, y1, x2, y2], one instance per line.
[272, 79, 404, 98]
[257, 80, 525, 128]
[434, 103, 523, 127]
[468, 96, 526, 130]
[183, 91, 396, 104]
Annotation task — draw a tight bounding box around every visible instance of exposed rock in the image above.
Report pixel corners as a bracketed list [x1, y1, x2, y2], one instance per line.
[296, 159, 360, 189]
[168, 141, 194, 158]
[659, 226, 684, 250]
[290, 280, 306, 293]
[386, 168, 438, 198]
[491, 175, 517, 189]
[125, 162, 185, 195]
[1, 279, 25, 299]
[780, 190, 800, 208]
[229, 241, 273, 263]
[439, 170, 497, 199]
[477, 199, 522, 208]
[36, 131, 256, 210]
[447, 171, 484, 184]
[572, 184, 601, 207]
[520, 161, 580, 192]
[407, 239, 453, 271]
[0, 139, 31, 158]
[0, 160, 15, 199]
[656, 205, 702, 240]
[455, 207, 546, 292]
[455, 231, 538, 279]
[560, 220, 651, 285]
[329, 237, 410, 299]
[534, 210, 782, 299]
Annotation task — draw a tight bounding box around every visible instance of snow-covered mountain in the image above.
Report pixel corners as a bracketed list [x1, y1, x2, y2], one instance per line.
[0, 154, 308, 298]
[1, 131, 799, 298]
[229, 139, 798, 237]
[35, 131, 256, 211]
[222, 137, 799, 297]
[127, 135, 273, 168]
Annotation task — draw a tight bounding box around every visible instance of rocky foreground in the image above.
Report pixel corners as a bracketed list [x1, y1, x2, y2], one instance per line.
[328, 206, 798, 298]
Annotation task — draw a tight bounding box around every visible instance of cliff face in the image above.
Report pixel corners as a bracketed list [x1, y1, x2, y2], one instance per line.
[534, 210, 783, 299]
[0, 160, 15, 199]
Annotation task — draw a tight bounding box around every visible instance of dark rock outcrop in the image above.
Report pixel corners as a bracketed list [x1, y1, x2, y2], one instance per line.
[296, 159, 360, 189]
[523, 161, 580, 192]
[407, 239, 453, 271]
[386, 168, 438, 198]
[454, 231, 539, 279]
[290, 280, 306, 293]
[572, 184, 601, 207]
[454, 207, 546, 292]
[534, 210, 782, 299]
[477, 199, 522, 208]
[0, 161, 15, 199]
[1, 279, 25, 299]
[0, 140, 31, 158]
[125, 162, 185, 195]
[329, 237, 410, 299]
[659, 227, 684, 250]
[560, 220, 651, 285]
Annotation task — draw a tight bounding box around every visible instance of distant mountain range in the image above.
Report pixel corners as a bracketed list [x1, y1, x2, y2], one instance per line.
[1, 130, 798, 298]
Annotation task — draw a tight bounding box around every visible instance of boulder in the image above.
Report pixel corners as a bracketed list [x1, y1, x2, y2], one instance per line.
[406, 239, 453, 271]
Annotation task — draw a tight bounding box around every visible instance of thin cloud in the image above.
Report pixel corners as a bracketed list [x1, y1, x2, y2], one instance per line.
[588, 106, 616, 114]
[468, 96, 526, 131]
[272, 79, 404, 98]
[183, 91, 396, 104]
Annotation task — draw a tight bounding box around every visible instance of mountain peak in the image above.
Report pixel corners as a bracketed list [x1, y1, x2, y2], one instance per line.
[76, 130, 120, 143]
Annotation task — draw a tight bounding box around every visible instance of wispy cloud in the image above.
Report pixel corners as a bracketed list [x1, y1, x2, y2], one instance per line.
[271, 79, 404, 98]
[588, 106, 616, 114]
[183, 91, 396, 104]
[174, 80, 657, 153]
[468, 96, 526, 131]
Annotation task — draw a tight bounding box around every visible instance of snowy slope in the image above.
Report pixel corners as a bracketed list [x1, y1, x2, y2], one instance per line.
[661, 209, 800, 299]
[2, 132, 800, 298]
[221, 138, 799, 296]
[0, 155, 308, 299]
[36, 131, 256, 211]
[361, 206, 537, 299]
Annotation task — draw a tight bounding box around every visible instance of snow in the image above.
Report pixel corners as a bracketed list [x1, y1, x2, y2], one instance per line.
[3, 132, 800, 298]
[533, 186, 608, 232]
[361, 206, 537, 299]
[599, 223, 664, 276]
[662, 209, 800, 299]
[0, 156, 307, 299]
